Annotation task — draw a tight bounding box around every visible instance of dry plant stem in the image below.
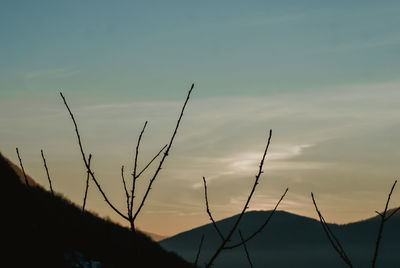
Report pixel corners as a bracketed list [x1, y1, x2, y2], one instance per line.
[371, 180, 398, 268]
[121, 165, 131, 217]
[40, 149, 54, 195]
[136, 144, 168, 178]
[132, 83, 194, 222]
[129, 121, 148, 226]
[239, 230, 254, 268]
[82, 154, 92, 212]
[311, 193, 353, 268]
[60, 92, 129, 221]
[203, 177, 225, 240]
[194, 234, 205, 267]
[205, 129, 273, 268]
[224, 187, 288, 249]
[16, 148, 29, 187]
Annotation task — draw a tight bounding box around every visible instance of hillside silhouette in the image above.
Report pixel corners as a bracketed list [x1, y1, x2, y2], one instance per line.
[0, 152, 193, 268]
[160, 210, 400, 267]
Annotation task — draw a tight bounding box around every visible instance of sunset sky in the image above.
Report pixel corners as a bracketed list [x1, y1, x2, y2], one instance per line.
[1, 0, 400, 236]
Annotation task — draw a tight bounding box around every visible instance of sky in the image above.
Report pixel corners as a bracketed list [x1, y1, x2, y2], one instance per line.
[1, 0, 400, 236]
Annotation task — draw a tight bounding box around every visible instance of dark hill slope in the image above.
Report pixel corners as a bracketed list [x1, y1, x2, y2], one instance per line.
[160, 210, 400, 268]
[0, 152, 193, 268]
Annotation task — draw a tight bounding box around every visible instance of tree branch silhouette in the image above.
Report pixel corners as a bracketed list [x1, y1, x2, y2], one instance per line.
[40, 149, 54, 195]
[311, 192, 353, 268]
[223, 188, 288, 250]
[121, 165, 130, 217]
[132, 83, 194, 222]
[202, 176, 225, 240]
[204, 129, 287, 268]
[239, 229, 254, 268]
[61, 83, 194, 231]
[194, 234, 205, 267]
[128, 121, 148, 231]
[82, 154, 92, 212]
[371, 179, 398, 268]
[16, 147, 29, 187]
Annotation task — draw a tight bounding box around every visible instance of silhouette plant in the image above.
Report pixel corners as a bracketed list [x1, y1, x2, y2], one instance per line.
[60, 83, 194, 233]
[239, 229, 254, 268]
[16, 147, 29, 187]
[311, 180, 400, 268]
[41, 149, 54, 196]
[200, 130, 289, 268]
[82, 154, 92, 212]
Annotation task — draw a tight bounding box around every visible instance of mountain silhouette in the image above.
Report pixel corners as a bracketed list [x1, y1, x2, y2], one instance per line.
[0, 152, 193, 268]
[160, 210, 400, 267]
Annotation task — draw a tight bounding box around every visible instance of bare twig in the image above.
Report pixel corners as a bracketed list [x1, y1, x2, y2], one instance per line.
[239, 230, 253, 268]
[40, 149, 54, 195]
[203, 176, 225, 240]
[371, 180, 398, 268]
[16, 148, 29, 187]
[60, 92, 129, 220]
[132, 83, 194, 222]
[121, 165, 131, 217]
[82, 154, 92, 212]
[205, 129, 280, 268]
[129, 121, 148, 226]
[224, 188, 288, 249]
[61, 83, 194, 230]
[136, 144, 168, 178]
[386, 206, 400, 221]
[194, 234, 205, 267]
[311, 193, 353, 268]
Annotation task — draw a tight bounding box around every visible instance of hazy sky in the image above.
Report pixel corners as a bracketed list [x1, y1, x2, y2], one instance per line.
[1, 1, 400, 236]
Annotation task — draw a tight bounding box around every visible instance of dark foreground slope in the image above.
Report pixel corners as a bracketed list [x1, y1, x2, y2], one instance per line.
[0, 153, 193, 268]
[160, 210, 400, 268]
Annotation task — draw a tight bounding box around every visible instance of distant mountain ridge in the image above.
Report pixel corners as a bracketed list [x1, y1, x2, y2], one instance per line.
[160, 209, 400, 267]
[0, 152, 192, 268]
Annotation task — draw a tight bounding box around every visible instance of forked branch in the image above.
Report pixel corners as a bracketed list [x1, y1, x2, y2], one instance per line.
[129, 121, 148, 218]
[132, 83, 194, 222]
[61, 83, 194, 230]
[82, 154, 92, 212]
[311, 193, 353, 268]
[61, 92, 129, 220]
[224, 187, 288, 250]
[239, 229, 254, 268]
[371, 180, 398, 268]
[204, 129, 287, 268]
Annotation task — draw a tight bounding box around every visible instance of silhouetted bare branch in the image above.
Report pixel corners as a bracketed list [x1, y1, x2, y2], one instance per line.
[136, 144, 168, 178]
[132, 83, 194, 222]
[61, 92, 129, 220]
[194, 234, 205, 267]
[128, 121, 148, 229]
[121, 165, 130, 216]
[61, 83, 194, 231]
[386, 206, 400, 220]
[16, 147, 29, 187]
[311, 192, 353, 268]
[203, 176, 225, 240]
[224, 188, 288, 250]
[371, 180, 398, 268]
[40, 149, 54, 195]
[82, 154, 92, 212]
[239, 230, 253, 268]
[204, 129, 287, 268]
